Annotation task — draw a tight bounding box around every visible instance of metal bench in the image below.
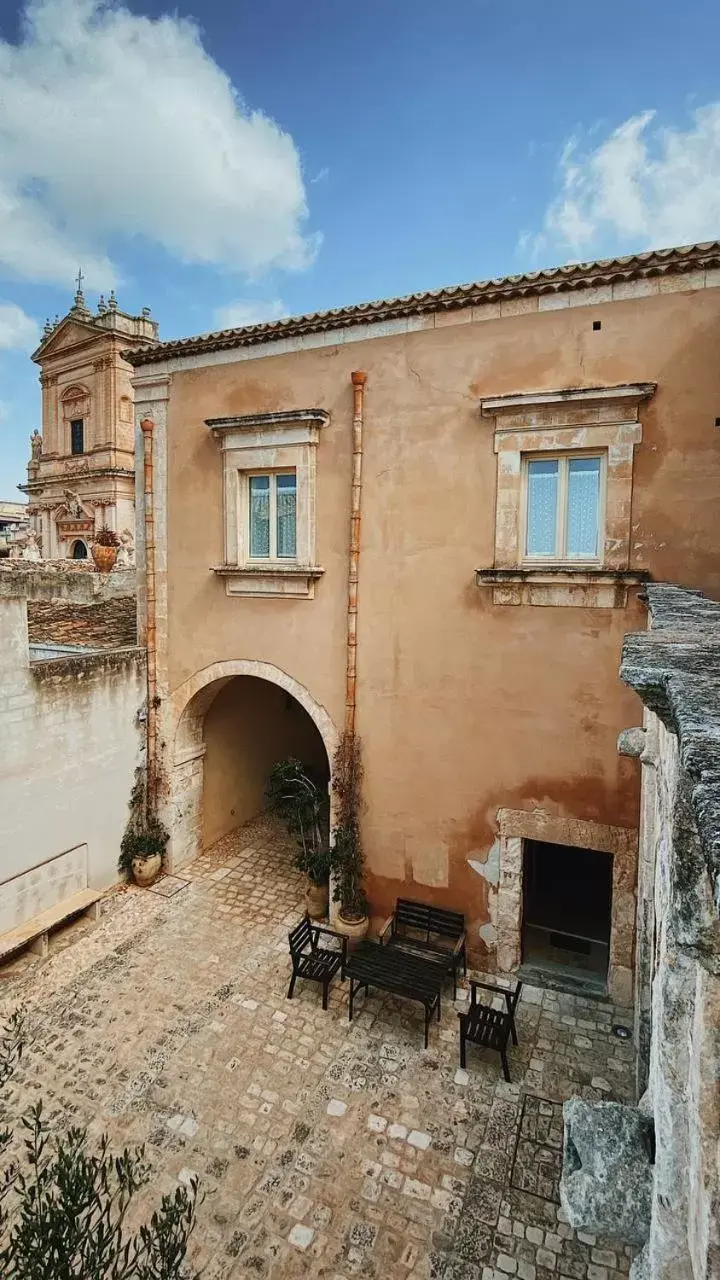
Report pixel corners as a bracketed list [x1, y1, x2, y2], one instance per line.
[458, 978, 522, 1081]
[287, 915, 347, 1010]
[379, 898, 466, 998]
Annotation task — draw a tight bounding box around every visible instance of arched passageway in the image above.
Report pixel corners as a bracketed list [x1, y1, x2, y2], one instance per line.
[168, 662, 337, 867]
[71, 539, 88, 559]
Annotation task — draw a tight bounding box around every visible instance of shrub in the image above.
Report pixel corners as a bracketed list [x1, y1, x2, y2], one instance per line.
[119, 769, 169, 877]
[93, 526, 121, 548]
[330, 733, 368, 920]
[266, 759, 330, 885]
[0, 1012, 198, 1278]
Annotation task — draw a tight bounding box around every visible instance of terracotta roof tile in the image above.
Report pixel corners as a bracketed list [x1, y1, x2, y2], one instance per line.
[127, 241, 720, 367]
[27, 596, 137, 650]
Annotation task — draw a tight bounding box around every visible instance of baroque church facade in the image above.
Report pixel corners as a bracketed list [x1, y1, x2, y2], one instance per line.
[20, 282, 159, 559]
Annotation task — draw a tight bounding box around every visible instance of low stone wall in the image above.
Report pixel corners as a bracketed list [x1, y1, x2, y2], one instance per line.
[0, 560, 135, 603]
[0, 572, 144, 938]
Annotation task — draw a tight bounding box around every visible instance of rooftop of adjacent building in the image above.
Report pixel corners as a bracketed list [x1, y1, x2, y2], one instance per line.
[127, 239, 720, 367]
[0, 501, 28, 521]
[27, 595, 137, 652]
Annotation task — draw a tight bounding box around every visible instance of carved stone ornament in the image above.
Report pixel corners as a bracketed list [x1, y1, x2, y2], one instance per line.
[115, 528, 135, 569]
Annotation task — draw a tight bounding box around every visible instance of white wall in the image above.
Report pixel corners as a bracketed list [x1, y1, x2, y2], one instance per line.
[0, 593, 145, 934]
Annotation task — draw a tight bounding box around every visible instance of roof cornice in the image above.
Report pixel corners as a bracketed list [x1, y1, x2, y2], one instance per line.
[127, 240, 720, 368]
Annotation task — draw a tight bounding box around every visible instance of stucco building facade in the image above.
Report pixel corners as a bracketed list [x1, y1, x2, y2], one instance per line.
[20, 284, 158, 560]
[128, 241, 720, 1005]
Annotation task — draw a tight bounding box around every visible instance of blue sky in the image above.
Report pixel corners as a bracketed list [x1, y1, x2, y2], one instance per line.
[1, 0, 719, 494]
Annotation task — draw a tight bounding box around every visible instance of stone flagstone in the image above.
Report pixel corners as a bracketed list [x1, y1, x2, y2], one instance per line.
[0, 813, 637, 1279]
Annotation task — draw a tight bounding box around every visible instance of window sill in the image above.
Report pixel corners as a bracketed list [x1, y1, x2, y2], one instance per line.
[211, 563, 325, 599]
[475, 567, 650, 608]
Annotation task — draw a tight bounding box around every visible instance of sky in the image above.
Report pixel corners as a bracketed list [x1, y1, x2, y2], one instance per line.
[0, 0, 719, 495]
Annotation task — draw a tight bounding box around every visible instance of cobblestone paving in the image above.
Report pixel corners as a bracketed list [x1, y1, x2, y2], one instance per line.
[0, 817, 637, 1280]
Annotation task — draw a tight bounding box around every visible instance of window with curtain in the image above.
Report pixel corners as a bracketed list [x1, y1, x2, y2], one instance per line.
[249, 471, 297, 560]
[524, 454, 602, 561]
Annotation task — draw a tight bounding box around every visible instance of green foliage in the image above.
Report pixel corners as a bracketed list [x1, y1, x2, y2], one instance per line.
[118, 770, 169, 878]
[93, 526, 121, 548]
[0, 1013, 197, 1279]
[265, 759, 330, 885]
[330, 733, 368, 920]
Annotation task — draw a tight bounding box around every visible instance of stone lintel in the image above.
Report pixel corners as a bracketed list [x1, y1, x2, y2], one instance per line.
[206, 409, 330, 433]
[480, 383, 657, 418]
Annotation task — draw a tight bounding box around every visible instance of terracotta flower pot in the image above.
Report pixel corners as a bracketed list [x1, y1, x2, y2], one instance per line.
[91, 543, 117, 573]
[131, 853, 162, 887]
[305, 879, 329, 920]
[333, 911, 370, 950]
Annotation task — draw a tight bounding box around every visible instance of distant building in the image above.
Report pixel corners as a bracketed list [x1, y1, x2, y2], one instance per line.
[19, 281, 158, 560]
[0, 500, 29, 557]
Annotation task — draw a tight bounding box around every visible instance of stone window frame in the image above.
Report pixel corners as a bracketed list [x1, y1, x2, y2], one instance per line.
[477, 383, 655, 607]
[207, 409, 329, 599]
[494, 806, 638, 1005]
[61, 384, 92, 457]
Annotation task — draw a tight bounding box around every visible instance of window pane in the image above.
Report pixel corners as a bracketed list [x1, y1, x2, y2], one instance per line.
[276, 473, 297, 559]
[70, 419, 84, 455]
[566, 457, 601, 557]
[249, 475, 270, 557]
[526, 459, 559, 556]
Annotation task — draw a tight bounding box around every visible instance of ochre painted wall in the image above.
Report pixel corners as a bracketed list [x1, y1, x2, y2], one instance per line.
[162, 286, 720, 954]
[202, 675, 329, 849]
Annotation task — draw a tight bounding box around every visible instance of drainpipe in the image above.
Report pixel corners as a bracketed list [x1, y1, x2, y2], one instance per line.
[345, 372, 367, 738]
[140, 417, 157, 811]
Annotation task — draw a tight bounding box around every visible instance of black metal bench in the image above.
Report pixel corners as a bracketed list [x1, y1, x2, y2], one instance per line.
[458, 978, 522, 1081]
[344, 940, 444, 1049]
[379, 898, 466, 998]
[287, 915, 347, 1010]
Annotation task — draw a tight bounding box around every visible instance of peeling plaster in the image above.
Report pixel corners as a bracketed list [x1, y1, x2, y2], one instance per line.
[467, 839, 500, 886]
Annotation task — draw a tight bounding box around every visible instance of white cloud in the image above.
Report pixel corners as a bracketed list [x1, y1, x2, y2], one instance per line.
[213, 298, 288, 330]
[0, 0, 318, 289]
[0, 302, 40, 350]
[529, 103, 720, 261]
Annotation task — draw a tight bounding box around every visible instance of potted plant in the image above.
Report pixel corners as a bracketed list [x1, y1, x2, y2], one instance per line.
[330, 733, 369, 944]
[266, 759, 330, 918]
[91, 525, 121, 573]
[119, 772, 168, 887]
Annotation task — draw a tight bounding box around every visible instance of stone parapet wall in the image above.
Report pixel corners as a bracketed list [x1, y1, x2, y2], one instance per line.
[618, 586, 719, 1278]
[0, 560, 136, 604]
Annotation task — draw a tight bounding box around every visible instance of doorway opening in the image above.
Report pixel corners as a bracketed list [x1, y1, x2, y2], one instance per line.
[521, 839, 612, 991]
[170, 668, 335, 869]
[71, 539, 88, 559]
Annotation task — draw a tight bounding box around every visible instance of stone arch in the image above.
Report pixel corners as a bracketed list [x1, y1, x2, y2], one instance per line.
[70, 539, 88, 560]
[166, 660, 339, 868]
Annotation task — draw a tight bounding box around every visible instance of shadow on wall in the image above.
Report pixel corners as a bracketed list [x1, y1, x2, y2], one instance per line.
[201, 675, 330, 848]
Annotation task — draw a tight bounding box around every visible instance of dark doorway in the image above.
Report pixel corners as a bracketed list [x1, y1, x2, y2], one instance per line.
[522, 840, 612, 991]
[71, 539, 87, 559]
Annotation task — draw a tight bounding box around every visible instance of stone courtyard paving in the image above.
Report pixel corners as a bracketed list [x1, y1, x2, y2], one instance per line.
[0, 816, 637, 1280]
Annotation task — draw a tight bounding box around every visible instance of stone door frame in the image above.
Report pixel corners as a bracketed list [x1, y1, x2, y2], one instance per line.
[495, 807, 638, 1005]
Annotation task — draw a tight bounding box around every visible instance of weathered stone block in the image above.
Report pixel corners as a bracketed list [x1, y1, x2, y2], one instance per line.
[560, 1100, 653, 1247]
